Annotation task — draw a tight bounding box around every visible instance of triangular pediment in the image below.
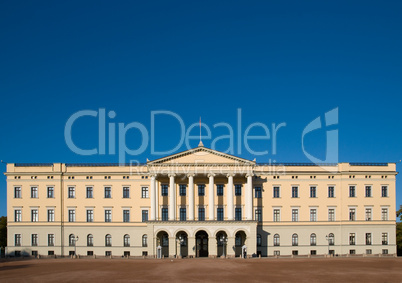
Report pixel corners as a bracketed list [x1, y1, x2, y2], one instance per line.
[147, 146, 255, 165]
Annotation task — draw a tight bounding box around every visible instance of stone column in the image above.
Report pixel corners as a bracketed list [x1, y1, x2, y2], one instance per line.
[169, 174, 176, 221]
[208, 173, 215, 220]
[169, 237, 176, 258]
[188, 236, 196, 258]
[155, 180, 159, 220]
[227, 174, 234, 220]
[227, 236, 236, 258]
[245, 174, 253, 220]
[208, 235, 217, 258]
[150, 174, 156, 221]
[188, 174, 195, 221]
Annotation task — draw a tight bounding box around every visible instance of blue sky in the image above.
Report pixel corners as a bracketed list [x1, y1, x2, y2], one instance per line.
[0, 1, 401, 217]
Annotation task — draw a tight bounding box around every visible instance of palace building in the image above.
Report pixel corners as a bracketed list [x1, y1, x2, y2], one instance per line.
[5, 145, 397, 258]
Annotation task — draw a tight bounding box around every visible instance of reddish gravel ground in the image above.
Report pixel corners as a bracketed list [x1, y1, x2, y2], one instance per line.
[1, 257, 401, 282]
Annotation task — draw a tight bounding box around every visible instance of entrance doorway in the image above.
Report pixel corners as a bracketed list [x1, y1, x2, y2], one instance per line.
[235, 231, 247, 257]
[216, 231, 228, 257]
[156, 231, 169, 258]
[176, 231, 188, 258]
[196, 230, 209, 257]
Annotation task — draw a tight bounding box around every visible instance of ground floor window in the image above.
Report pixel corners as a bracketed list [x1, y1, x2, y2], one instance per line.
[366, 249, 372, 255]
[349, 250, 356, 255]
[274, 250, 280, 256]
[105, 251, 112, 256]
[87, 251, 93, 256]
[124, 251, 130, 257]
[310, 250, 316, 255]
[292, 250, 298, 256]
[15, 251, 21, 257]
[48, 251, 54, 256]
[382, 249, 388, 255]
[142, 251, 148, 256]
[32, 251, 38, 257]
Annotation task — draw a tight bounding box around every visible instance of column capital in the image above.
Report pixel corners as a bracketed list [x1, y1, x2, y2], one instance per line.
[187, 173, 195, 178]
[168, 173, 176, 178]
[226, 173, 235, 178]
[245, 173, 254, 178]
[149, 174, 157, 178]
[208, 173, 215, 178]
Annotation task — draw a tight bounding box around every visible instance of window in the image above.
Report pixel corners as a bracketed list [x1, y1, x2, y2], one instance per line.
[292, 250, 298, 256]
[68, 187, 75, 198]
[328, 233, 334, 245]
[235, 184, 242, 196]
[349, 233, 355, 245]
[198, 207, 205, 221]
[68, 209, 75, 222]
[198, 184, 205, 196]
[47, 209, 55, 222]
[87, 251, 93, 256]
[86, 187, 93, 198]
[180, 185, 187, 196]
[87, 210, 94, 222]
[349, 186, 355, 197]
[31, 209, 38, 222]
[15, 234, 21, 246]
[123, 187, 130, 198]
[273, 186, 280, 198]
[310, 186, 316, 198]
[217, 208, 224, 221]
[255, 209, 262, 222]
[382, 249, 388, 254]
[14, 187, 22, 198]
[349, 208, 356, 221]
[31, 187, 38, 198]
[292, 234, 298, 246]
[381, 186, 388, 197]
[310, 233, 316, 246]
[235, 234, 242, 246]
[69, 234, 75, 246]
[48, 234, 54, 246]
[366, 233, 372, 245]
[124, 234, 130, 247]
[273, 234, 280, 246]
[328, 209, 335, 221]
[162, 234, 169, 247]
[350, 249, 356, 255]
[366, 208, 372, 221]
[382, 233, 388, 245]
[274, 250, 280, 256]
[142, 235, 148, 247]
[257, 234, 262, 246]
[217, 184, 223, 196]
[161, 184, 168, 196]
[47, 187, 54, 198]
[105, 210, 112, 222]
[310, 209, 317, 222]
[366, 249, 372, 255]
[142, 210, 148, 222]
[328, 186, 334, 198]
[365, 186, 372, 197]
[235, 208, 242, 221]
[292, 209, 299, 222]
[31, 234, 38, 246]
[273, 209, 280, 222]
[105, 251, 112, 256]
[254, 187, 262, 198]
[382, 208, 388, 220]
[15, 210, 22, 222]
[123, 210, 130, 222]
[87, 234, 93, 246]
[292, 186, 298, 198]
[161, 208, 168, 221]
[105, 234, 112, 246]
[104, 187, 112, 198]
[310, 250, 317, 255]
[141, 187, 149, 198]
[179, 208, 186, 221]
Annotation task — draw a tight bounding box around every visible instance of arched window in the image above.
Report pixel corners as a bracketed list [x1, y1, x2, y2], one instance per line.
[105, 234, 112, 247]
[273, 234, 280, 246]
[142, 235, 148, 247]
[328, 233, 335, 245]
[87, 234, 93, 246]
[310, 233, 316, 246]
[292, 234, 298, 246]
[124, 234, 130, 247]
[257, 234, 262, 247]
[69, 234, 75, 246]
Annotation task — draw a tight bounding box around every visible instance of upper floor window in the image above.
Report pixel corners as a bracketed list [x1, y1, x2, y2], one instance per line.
[365, 208, 372, 221]
[68, 187, 75, 198]
[328, 208, 335, 221]
[217, 208, 224, 221]
[15, 234, 21, 246]
[48, 234, 55, 246]
[349, 208, 356, 221]
[255, 209, 262, 222]
[31, 187, 38, 198]
[310, 233, 317, 246]
[123, 210, 130, 222]
[180, 208, 186, 221]
[86, 187, 93, 198]
[124, 234, 130, 247]
[14, 187, 21, 198]
[69, 234, 76, 246]
[87, 234, 93, 246]
[310, 186, 316, 198]
[381, 208, 388, 221]
[349, 186, 355, 197]
[142, 210, 148, 222]
[142, 235, 148, 247]
[87, 210, 94, 222]
[198, 184, 205, 196]
[235, 207, 242, 221]
[104, 187, 112, 198]
[349, 233, 355, 245]
[235, 184, 242, 196]
[198, 207, 205, 221]
[292, 234, 298, 246]
[382, 233, 388, 245]
[292, 186, 298, 198]
[365, 186, 372, 197]
[179, 185, 187, 197]
[15, 210, 22, 222]
[47, 209, 55, 222]
[105, 234, 112, 247]
[161, 184, 168, 196]
[105, 210, 112, 222]
[366, 233, 372, 245]
[47, 187, 54, 198]
[273, 234, 280, 246]
[328, 233, 335, 245]
[254, 187, 262, 198]
[273, 209, 280, 222]
[216, 184, 223, 196]
[310, 209, 317, 222]
[31, 234, 38, 246]
[123, 187, 130, 198]
[292, 209, 299, 222]
[273, 187, 280, 198]
[68, 209, 75, 222]
[328, 186, 335, 198]
[161, 208, 168, 221]
[31, 209, 38, 222]
[381, 186, 388, 197]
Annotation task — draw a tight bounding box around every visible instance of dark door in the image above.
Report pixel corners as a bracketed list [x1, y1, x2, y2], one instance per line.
[196, 231, 209, 257]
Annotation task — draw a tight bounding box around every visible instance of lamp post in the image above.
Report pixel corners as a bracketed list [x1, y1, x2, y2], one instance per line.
[74, 235, 79, 258]
[325, 235, 329, 256]
[220, 235, 228, 258]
